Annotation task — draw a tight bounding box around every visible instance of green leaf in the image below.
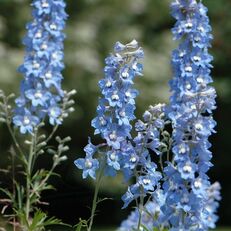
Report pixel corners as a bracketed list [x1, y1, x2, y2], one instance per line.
[74, 218, 88, 231]
[28, 209, 71, 231]
[141, 224, 151, 231]
[0, 187, 13, 200]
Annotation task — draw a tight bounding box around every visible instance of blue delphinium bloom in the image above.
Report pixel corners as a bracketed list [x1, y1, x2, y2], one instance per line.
[13, 0, 68, 133]
[75, 40, 144, 180]
[163, 0, 220, 230]
[119, 189, 168, 231]
[74, 154, 99, 180]
[121, 104, 166, 209]
[13, 109, 40, 134]
[74, 139, 99, 179]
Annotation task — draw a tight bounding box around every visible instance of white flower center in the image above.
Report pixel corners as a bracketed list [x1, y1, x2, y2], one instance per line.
[109, 131, 117, 141]
[33, 62, 40, 69]
[121, 71, 129, 79]
[34, 91, 42, 99]
[179, 144, 186, 154]
[183, 164, 192, 173]
[111, 92, 119, 101]
[125, 91, 131, 97]
[105, 80, 112, 88]
[45, 72, 52, 79]
[41, 43, 47, 50]
[119, 111, 126, 117]
[42, 1, 49, 8]
[52, 52, 58, 59]
[195, 123, 203, 131]
[50, 108, 57, 117]
[194, 37, 201, 42]
[130, 156, 137, 163]
[23, 116, 30, 125]
[198, 26, 204, 33]
[142, 178, 151, 185]
[191, 104, 197, 110]
[35, 31, 42, 38]
[185, 66, 192, 72]
[85, 160, 93, 169]
[194, 180, 202, 189]
[197, 77, 204, 83]
[99, 117, 106, 126]
[179, 52, 185, 58]
[50, 23, 57, 30]
[193, 56, 201, 62]
[181, 195, 189, 204]
[185, 22, 193, 29]
[110, 152, 116, 161]
[186, 83, 191, 90]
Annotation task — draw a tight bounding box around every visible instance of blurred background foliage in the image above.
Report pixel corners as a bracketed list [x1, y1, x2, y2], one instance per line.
[0, 0, 230, 228]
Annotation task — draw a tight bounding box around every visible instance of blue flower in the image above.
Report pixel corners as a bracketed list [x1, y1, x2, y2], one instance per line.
[106, 150, 120, 170]
[48, 103, 62, 125]
[74, 155, 99, 180]
[119, 192, 167, 230]
[163, 1, 220, 229]
[77, 40, 144, 180]
[13, 109, 40, 134]
[122, 184, 140, 209]
[13, 0, 68, 133]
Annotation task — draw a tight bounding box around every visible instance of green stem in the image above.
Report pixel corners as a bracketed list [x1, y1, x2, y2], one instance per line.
[137, 192, 144, 231]
[25, 134, 36, 222]
[87, 167, 104, 231]
[45, 124, 59, 143]
[159, 153, 164, 172]
[6, 119, 25, 160]
[3, 96, 24, 158]
[11, 149, 16, 231]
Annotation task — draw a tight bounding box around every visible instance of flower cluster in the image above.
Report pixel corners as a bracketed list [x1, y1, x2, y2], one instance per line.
[75, 40, 144, 179]
[162, 0, 220, 230]
[13, 0, 68, 134]
[121, 104, 167, 209]
[119, 189, 169, 230]
[74, 0, 221, 230]
[119, 197, 161, 231]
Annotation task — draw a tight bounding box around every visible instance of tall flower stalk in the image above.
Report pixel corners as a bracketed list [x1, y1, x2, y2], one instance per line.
[75, 40, 144, 231]
[119, 0, 221, 230]
[0, 0, 75, 230]
[163, 0, 220, 230]
[13, 0, 68, 133]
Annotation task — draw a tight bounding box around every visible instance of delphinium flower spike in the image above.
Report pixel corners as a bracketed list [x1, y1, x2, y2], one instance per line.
[75, 40, 144, 179]
[13, 0, 68, 133]
[74, 40, 144, 231]
[121, 104, 166, 209]
[118, 102, 176, 231]
[162, 0, 220, 230]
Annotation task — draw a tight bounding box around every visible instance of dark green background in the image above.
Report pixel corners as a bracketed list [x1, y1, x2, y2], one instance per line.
[0, 0, 230, 228]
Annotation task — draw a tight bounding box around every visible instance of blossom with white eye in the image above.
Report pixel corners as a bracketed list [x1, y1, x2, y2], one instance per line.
[109, 131, 117, 141]
[33, 61, 40, 69]
[45, 72, 52, 79]
[195, 122, 203, 131]
[23, 116, 30, 125]
[183, 164, 192, 173]
[74, 155, 99, 180]
[50, 23, 57, 30]
[185, 65, 192, 73]
[105, 80, 112, 88]
[14, 0, 67, 133]
[185, 21, 193, 30]
[35, 31, 42, 38]
[41, 1, 49, 8]
[41, 43, 48, 50]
